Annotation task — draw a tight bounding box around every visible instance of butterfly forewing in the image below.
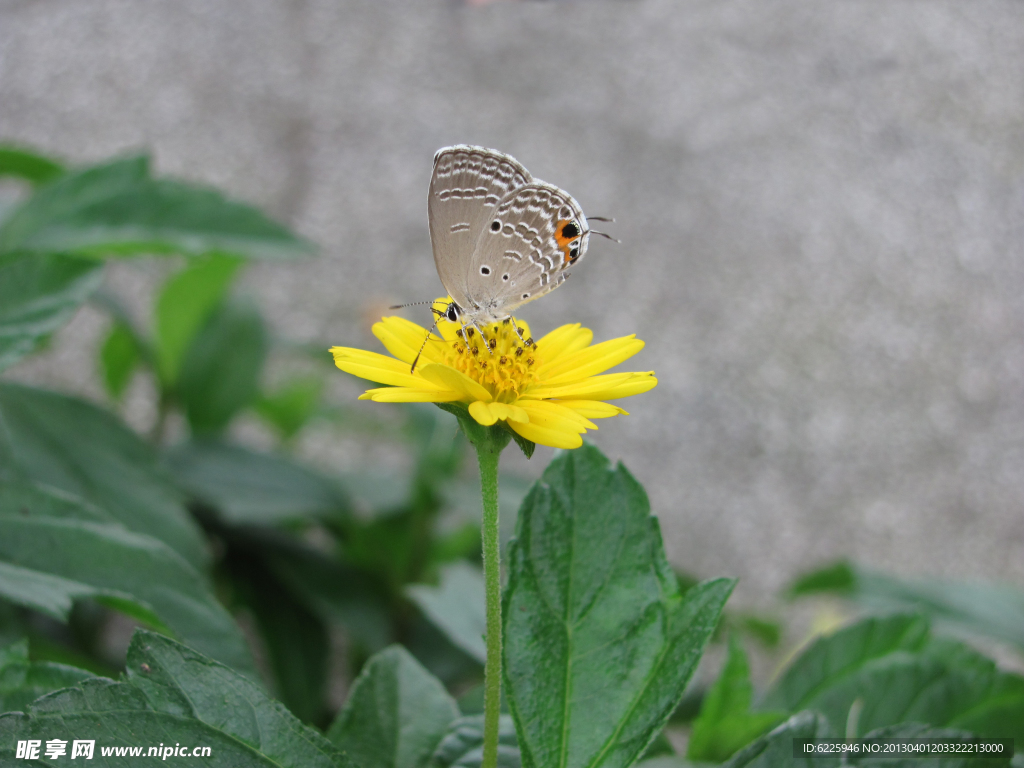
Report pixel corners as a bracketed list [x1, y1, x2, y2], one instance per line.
[428, 146, 532, 309]
[464, 181, 590, 317]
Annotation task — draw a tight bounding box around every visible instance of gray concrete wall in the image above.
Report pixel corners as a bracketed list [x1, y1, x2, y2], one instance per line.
[2, 0, 1023, 606]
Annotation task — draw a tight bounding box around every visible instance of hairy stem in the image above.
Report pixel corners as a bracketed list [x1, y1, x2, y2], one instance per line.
[476, 443, 502, 768]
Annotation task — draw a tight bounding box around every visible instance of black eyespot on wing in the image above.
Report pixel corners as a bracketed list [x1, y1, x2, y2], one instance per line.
[490, 220, 501, 232]
[480, 266, 491, 275]
[569, 247, 579, 263]
[521, 293, 530, 300]
[561, 222, 580, 239]
[502, 274, 509, 281]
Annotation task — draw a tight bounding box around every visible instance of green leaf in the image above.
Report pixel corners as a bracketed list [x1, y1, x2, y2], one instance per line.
[788, 560, 1024, 654]
[0, 251, 104, 372]
[687, 635, 787, 762]
[255, 375, 325, 440]
[98, 321, 140, 400]
[0, 145, 64, 185]
[0, 155, 148, 253]
[328, 645, 459, 768]
[0, 154, 313, 259]
[429, 714, 520, 768]
[0, 639, 93, 713]
[762, 613, 930, 710]
[0, 481, 257, 678]
[177, 297, 268, 434]
[0, 630, 353, 767]
[154, 253, 241, 384]
[721, 711, 836, 768]
[0, 384, 208, 570]
[503, 444, 735, 768]
[407, 562, 487, 664]
[763, 614, 1024, 741]
[165, 440, 350, 525]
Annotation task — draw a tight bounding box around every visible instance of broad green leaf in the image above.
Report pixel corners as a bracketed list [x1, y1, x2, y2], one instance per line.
[761, 613, 930, 710]
[0, 560, 165, 632]
[0, 384, 207, 570]
[407, 562, 487, 663]
[177, 297, 268, 434]
[0, 482, 257, 678]
[0, 631, 353, 767]
[0, 251, 103, 372]
[764, 615, 1024, 741]
[687, 635, 786, 762]
[788, 560, 1024, 654]
[165, 440, 350, 525]
[0, 154, 313, 259]
[255, 375, 324, 440]
[0, 156, 148, 253]
[0, 640, 93, 713]
[721, 712, 836, 768]
[98, 321, 140, 400]
[504, 444, 735, 768]
[227, 547, 329, 724]
[154, 253, 241, 384]
[328, 645, 459, 768]
[0, 146, 64, 185]
[429, 715, 520, 768]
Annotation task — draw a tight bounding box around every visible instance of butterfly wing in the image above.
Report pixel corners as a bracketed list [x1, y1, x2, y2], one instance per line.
[428, 146, 532, 309]
[462, 181, 590, 319]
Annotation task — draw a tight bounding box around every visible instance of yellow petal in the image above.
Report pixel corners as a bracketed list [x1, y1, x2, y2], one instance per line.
[373, 317, 447, 365]
[534, 324, 593, 365]
[468, 400, 498, 425]
[331, 347, 444, 389]
[361, 387, 463, 403]
[554, 400, 628, 419]
[418, 363, 492, 402]
[491, 402, 529, 423]
[539, 336, 645, 384]
[468, 400, 529, 425]
[525, 372, 657, 400]
[509, 420, 584, 450]
[518, 400, 597, 432]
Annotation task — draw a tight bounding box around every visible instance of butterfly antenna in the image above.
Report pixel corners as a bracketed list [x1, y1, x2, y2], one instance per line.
[588, 216, 615, 223]
[588, 230, 621, 243]
[410, 313, 444, 373]
[390, 299, 439, 310]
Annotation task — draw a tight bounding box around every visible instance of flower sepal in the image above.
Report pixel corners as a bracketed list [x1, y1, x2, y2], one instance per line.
[435, 401, 536, 459]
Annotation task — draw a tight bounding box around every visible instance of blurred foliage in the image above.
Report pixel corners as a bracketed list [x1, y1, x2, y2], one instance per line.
[1, 144, 1023, 768]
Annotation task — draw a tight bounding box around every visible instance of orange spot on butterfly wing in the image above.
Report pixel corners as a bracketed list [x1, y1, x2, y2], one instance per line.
[554, 219, 580, 263]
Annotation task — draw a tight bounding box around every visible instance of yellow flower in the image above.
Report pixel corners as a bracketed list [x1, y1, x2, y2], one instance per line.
[331, 298, 657, 449]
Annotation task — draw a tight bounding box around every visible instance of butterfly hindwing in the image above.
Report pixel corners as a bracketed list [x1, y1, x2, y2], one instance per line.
[463, 181, 590, 317]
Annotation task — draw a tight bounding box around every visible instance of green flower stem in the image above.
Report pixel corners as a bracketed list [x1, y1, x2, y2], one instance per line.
[435, 403, 524, 768]
[476, 442, 502, 768]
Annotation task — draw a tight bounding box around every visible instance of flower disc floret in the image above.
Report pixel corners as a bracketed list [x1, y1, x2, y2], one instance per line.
[331, 298, 657, 449]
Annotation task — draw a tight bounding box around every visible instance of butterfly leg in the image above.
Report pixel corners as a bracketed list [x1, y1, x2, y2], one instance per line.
[508, 316, 528, 346]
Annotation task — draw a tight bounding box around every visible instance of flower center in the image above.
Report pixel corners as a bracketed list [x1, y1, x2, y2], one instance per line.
[440, 319, 541, 403]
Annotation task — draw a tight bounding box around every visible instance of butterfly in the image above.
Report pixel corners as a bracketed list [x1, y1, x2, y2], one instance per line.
[397, 145, 613, 370]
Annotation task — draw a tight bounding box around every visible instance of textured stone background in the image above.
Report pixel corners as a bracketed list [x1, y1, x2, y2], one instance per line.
[2, 0, 1023, 609]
